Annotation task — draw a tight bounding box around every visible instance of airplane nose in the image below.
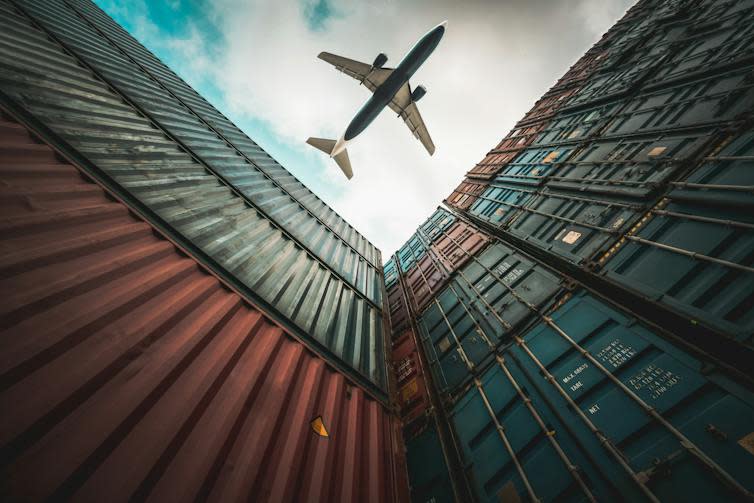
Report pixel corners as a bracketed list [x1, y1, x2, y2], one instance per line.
[439, 20, 448, 28]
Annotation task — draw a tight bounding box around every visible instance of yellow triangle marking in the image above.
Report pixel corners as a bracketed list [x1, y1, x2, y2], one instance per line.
[311, 416, 329, 438]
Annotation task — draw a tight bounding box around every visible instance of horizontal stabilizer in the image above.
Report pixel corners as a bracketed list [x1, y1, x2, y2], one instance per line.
[307, 137, 336, 155]
[306, 137, 353, 179]
[333, 149, 352, 179]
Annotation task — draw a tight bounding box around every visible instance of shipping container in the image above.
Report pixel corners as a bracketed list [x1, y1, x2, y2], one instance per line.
[417, 242, 564, 398]
[400, 223, 490, 316]
[466, 150, 520, 180]
[530, 100, 623, 147]
[61, 0, 382, 268]
[15, 0, 382, 289]
[551, 46, 608, 91]
[545, 129, 714, 199]
[419, 207, 456, 243]
[450, 290, 754, 502]
[0, 112, 402, 502]
[392, 330, 431, 431]
[405, 424, 455, 503]
[643, 0, 754, 87]
[0, 0, 386, 389]
[602, 68, 754, 137]
[429, 219, 490, 273]
[602, 128, 754, 342]
[518, 86, 583, 127]
[446, 178, 488, 211]
[494, 145, 576, 187]
[402, 248, 447, 315]
[465, 122, 552, 181]
[489, 121, 548, 154]
[384, 258, 399, 290]
[561, 16, 687, 110]
[387, 281, 411, 336]
[397, 234, 427, 273]
[468, 182, 533, 229]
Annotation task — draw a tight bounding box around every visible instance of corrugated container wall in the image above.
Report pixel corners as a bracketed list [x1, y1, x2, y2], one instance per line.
[0, 113, 402, 502]
[0, 0, 387, 393]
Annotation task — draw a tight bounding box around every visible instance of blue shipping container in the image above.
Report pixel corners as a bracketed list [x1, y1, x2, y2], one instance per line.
[418, 242, 563, 398]
[451, 290, 754, 502]
[405, 424, 455, 503]
[603, 129, 754, 342]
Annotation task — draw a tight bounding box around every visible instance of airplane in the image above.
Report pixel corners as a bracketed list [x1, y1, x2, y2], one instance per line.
[307, 20, 447, 179]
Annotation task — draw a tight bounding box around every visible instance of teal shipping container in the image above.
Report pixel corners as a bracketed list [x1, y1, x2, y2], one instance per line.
[451, 290, 754, 502]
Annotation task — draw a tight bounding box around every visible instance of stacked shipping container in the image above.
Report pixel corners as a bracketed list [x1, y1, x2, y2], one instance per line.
[2, 0, 754, 500]
[0, 112, 401, 501]
[394, 0, 754, 501]
[0, 0, 387, 394]
[0, 0, 407, 500]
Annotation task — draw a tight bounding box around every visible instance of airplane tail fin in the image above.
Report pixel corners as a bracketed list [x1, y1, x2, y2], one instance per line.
[306, 137, 353, 179]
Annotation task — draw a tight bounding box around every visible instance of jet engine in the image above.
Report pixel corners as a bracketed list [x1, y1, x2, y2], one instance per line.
[411, 85, 427, 102]
[372, 53, 388, 69]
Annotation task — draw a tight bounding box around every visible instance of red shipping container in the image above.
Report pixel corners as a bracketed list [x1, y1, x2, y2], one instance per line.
[518, 85, 582, 126]
[391, 331, 430, 429]
[404, 253, 446, 314]
[0, 113, 406, 502]
[430, 221, 489, 273]
[446, 179, 488, 210]
[466, 150, 518, 179]
[387, 281, 410, 336]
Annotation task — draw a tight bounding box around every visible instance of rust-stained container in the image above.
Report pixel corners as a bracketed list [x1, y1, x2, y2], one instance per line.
[0, 0, 386, 391]
[517, 86, 582, 126]
[466, 122, 550, 180]
[0, 113, 405, 502]
[392, 330, 430, 433]
[403, 253, 446, 314]
[430, 220, 489, 273]
[387, 281, 410, 336]
[466, 150, 520, 180]
[490, 121, 548, 153]
[446, 178, 488, 211]
[398, 212, 491, 315]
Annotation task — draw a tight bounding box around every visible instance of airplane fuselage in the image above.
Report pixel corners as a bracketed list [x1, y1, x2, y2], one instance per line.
[331, 21, 446, 156]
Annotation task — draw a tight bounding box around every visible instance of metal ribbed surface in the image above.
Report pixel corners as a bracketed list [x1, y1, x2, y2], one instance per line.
[68, 0, 379, 267]
[0, 0, 385, 388]
[16, 0, 381, 292]
[0, 113, 399, 502]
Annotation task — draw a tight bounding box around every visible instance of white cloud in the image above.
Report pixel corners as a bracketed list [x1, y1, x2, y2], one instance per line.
[98, 0, 635, 258]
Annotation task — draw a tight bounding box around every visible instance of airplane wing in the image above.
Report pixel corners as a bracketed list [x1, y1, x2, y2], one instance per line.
[318, 52, 392, 92]
[388, 83, 436, 155]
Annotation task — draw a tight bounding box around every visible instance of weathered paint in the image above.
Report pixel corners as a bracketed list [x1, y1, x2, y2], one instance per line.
[466, 122, 549, 180]
[387, 282, 411, 337]
[417, 242, 563, 398]
[0, 0, 386, 388]
[0, 113, 403, 502]
[451, 290, 754, 502]
[604, 129, 754, 342]
[446, 178, 487, 211]
[72, 0, 381, 269]
[419, 207, 456, 243]
[391, 330, 430, 431]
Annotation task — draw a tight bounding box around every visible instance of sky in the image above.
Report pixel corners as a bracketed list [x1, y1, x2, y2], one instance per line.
[94, 0, 635, 259]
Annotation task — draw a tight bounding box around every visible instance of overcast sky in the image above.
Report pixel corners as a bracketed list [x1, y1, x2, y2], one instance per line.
[95, 0, 635, 259]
